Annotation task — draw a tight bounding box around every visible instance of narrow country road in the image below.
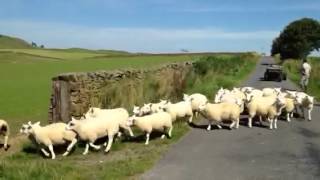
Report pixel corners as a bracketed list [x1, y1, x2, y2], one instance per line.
[142, 56, 320, 180]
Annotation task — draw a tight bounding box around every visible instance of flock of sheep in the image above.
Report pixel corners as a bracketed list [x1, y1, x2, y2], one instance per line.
[0, 86, 315, 160]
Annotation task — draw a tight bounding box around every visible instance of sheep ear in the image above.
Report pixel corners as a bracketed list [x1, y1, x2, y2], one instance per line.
[35, 121, 40, 126]
[90, 108, 94, 114]
[28, 121, 32, 125]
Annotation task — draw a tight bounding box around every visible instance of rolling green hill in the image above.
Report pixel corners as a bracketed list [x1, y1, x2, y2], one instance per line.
[0, 34, 32, 49]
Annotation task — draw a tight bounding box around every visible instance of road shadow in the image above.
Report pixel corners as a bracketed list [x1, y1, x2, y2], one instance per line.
[188, 121, 231, 130]
[189, 116, 269, 130]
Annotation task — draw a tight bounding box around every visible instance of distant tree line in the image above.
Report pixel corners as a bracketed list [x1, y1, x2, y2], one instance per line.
[271, 18, 320, 60]
[31, 42, 45, 48]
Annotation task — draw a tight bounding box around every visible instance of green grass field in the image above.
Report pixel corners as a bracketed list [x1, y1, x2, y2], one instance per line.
[0, 44, 259, 179]
[283, 56, 320, 100]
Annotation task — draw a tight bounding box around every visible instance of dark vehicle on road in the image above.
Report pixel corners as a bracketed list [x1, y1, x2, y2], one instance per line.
[264, 64, 287, 82]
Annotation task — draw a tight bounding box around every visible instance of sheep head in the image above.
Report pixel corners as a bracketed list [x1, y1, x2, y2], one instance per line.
[133, 106, 141, 116]
[127, 116, 136, 126]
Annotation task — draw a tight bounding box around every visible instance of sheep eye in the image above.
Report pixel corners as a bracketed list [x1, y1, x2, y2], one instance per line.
[27, 126, 32, 129]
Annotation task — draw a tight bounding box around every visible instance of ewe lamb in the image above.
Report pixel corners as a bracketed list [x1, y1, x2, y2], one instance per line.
[127, 112, 173, 145]
[160, 99, 193, 123]
[198, 99, 242, 131]
[245, 94, 286, 129]
[0, 119, 9, 150]
[84, 107, 133, 137]
[67, 116, 120, 155]
[183, 93, 208, 117]
[20, 122, 77, 159]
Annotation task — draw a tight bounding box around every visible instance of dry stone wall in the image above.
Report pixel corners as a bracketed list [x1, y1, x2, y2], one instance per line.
[48, 61, 193, 123]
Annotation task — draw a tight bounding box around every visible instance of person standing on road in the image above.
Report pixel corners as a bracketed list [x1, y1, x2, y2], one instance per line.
[300, 58, 311, 91]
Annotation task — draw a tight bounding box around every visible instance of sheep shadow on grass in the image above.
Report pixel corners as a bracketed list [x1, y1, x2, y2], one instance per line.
[122, 131, 170, 144]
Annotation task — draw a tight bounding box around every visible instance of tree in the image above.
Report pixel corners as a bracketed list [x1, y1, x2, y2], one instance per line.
[271, 18, 320, 60]
[31, 42, 37, 47]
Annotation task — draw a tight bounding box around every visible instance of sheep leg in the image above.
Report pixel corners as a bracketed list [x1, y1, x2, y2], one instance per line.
[145, 133, 150, 145]
[290, 112, 294, 118]
[125, 127, 134, 137]
[89, 143, 101, 150]
[83, 143, 89, 155]
[217, 124, 222, 129]
[3, 135, 8, 150]
[269, 118, 273, 130]
[188, 115, 193, 123]
[229, 121, 236, 129]
[63, 138, 77, 156]
[248, 117, 252, 128]
[259, 116, 263, 125]
[48, 144, 56, 159]
[195, 111, 199, 118]
[168, 126, 173, 138]
[117, 132, 122, 138]
[207, 121, 212, 131]
[40, 148, 50, 157]
[308, 108, 312, 121]
[274, 118, 278, 129]
[105, 135, 114, 153]
[286, 113, 291, 122]
[236, 118, 240, 129]
[161, 128, 166, 139]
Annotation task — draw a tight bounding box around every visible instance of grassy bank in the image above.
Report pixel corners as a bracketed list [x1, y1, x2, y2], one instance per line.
[0, 53, 258, 180]
[282, 57, 320, 100]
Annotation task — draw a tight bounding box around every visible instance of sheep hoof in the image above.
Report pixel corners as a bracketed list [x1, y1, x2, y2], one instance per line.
[62, 152, 69, 156]
[82, 152, 88, 155]
[51, 157, 56, 160]
[104, 150, 110, 154]
[161, 135, 166, 139]
[308, 119, 312, 121]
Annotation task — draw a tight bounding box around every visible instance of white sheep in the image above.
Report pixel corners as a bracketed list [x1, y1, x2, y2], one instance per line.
[245, 94, 286, 129]
[240, 87, 255, 93]
[84, 107, 133, 137]
[286, 90, 314, 120]
[132, 105, 143, 116]
[0, 119, 9, 150]
[160, 99, 193, 123]
[214, 88, 245, 113]
[66, 116, 119, 155]
[198, 99, 242, 131]
[283, 97, 295, 122]
[262, 87, 281, 97]
[20, 121, 77, 159]
[127, 112, 173, 145]
[295, 92, 314, 121]
[183, 93, 208, 117]
[139, 100, 167, 115]
[245, 89, 263, 97]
